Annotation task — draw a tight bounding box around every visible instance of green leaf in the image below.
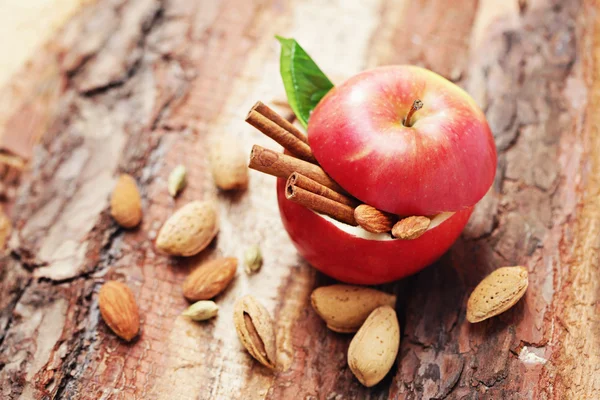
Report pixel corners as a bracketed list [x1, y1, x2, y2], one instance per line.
[276, 36, 334, 128]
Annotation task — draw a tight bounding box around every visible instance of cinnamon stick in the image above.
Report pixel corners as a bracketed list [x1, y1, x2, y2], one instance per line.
[287, 172, 358, 207]
[246, 109, 316, 163]
[249, 145, 346, 194]
[251, 101, 308, 144]
[286, 183, 357, 226]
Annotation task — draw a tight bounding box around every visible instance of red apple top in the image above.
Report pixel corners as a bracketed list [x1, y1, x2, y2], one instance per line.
[307, 66, 497, 216]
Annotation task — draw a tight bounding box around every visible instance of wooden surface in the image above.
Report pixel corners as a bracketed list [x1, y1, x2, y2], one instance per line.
[0, 0, 599, 399]
[0, 0, 92, 88]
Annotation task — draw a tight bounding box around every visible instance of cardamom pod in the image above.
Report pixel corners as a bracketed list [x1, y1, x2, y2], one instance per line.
[244, 245, 263, 274]
[182, 300, 219, 321]
[233, 295, 277, 369]
[168, 165, 187, 197]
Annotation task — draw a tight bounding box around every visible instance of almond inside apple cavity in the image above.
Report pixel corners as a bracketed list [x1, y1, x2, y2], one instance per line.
[318, 211, 455, 241]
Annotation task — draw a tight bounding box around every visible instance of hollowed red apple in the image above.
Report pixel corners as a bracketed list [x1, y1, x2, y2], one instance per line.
[278, 179, 473, 284]
[277, 66, 496, 284]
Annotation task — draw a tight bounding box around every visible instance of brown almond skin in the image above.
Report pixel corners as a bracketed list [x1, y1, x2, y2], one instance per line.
[0, 208, 11, 251]
[311, 284, 397, 333]
[156, 201, 219, 257]
[233, 295, 277, 369]
[467, 266, 529, 323]
[348, 306, 400, 387]
[98, 281, 140, 341]
[182, 257, 237, 301]
[354, 205, 397, 233]
[392, 216, 430, 239]
[110, 174, 142, 228]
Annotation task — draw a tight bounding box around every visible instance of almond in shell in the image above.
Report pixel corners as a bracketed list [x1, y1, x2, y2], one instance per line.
[110, 174, 142, 228]
[311, 284, 396, 333]
[348, 305, 400, 387]
[182, 257, 237, 301]
[98, 281, 140, 341]
[467, 266, 529, 323]
[156, 201, 219, 257]
[209, 135, 249, 191]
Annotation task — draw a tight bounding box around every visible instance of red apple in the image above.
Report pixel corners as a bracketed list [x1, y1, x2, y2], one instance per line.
[276, 65, 496, 284]
[308, 66, 496, 216]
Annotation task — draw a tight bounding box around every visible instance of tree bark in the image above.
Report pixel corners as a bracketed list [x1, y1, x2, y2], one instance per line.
[0, 0, 598, 399]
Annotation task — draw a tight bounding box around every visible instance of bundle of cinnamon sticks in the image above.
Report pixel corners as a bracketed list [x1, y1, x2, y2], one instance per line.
[245, 101, 430, 239]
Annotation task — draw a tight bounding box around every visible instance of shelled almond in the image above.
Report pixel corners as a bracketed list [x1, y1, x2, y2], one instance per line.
[354, 205, 397, 233]
[0, 208, 11, 251]
[98, 281, 140, 341]
[110, 174, 142, 228]
[392, 216, 430, 239]
[182, 257, 237, 301]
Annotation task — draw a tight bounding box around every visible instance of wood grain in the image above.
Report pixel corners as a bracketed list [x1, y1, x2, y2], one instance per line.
[0, 0, 598, 399]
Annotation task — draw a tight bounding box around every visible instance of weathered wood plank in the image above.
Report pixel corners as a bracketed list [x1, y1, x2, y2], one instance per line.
[0, 0, 598, 399]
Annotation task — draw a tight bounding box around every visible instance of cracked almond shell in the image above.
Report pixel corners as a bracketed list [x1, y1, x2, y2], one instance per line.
[233, 295, 277, 369]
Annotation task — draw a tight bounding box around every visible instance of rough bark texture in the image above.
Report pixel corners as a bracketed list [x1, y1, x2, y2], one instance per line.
[0, 0, 599, 399]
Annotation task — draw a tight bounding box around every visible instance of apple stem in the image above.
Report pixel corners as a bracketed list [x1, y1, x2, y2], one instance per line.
[403, 99, 423, 127]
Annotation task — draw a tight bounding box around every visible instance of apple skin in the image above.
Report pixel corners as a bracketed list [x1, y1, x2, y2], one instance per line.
[308, 65, 496, 216]
[277, 178, 473, 284]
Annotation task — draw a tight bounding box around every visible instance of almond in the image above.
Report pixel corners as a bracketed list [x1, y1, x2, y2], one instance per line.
[392, 215, 430, 239]
[156, 201, 219, 256]
[311, 285, 396, 333]
[467, 266, 529, 323]
[182, 257, 237, 301]
[348, 306, 400, 387]
[0, 208, 11, 251]
[98, 281, 140, 341]
[354, 205, 397, 233]
[233, 295, 277, 369]
[110, 174, 142, 228]
[209, 135, 249, 191]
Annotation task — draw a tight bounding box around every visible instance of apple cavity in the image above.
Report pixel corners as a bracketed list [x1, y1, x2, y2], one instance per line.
[277, 65, 496, 284]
